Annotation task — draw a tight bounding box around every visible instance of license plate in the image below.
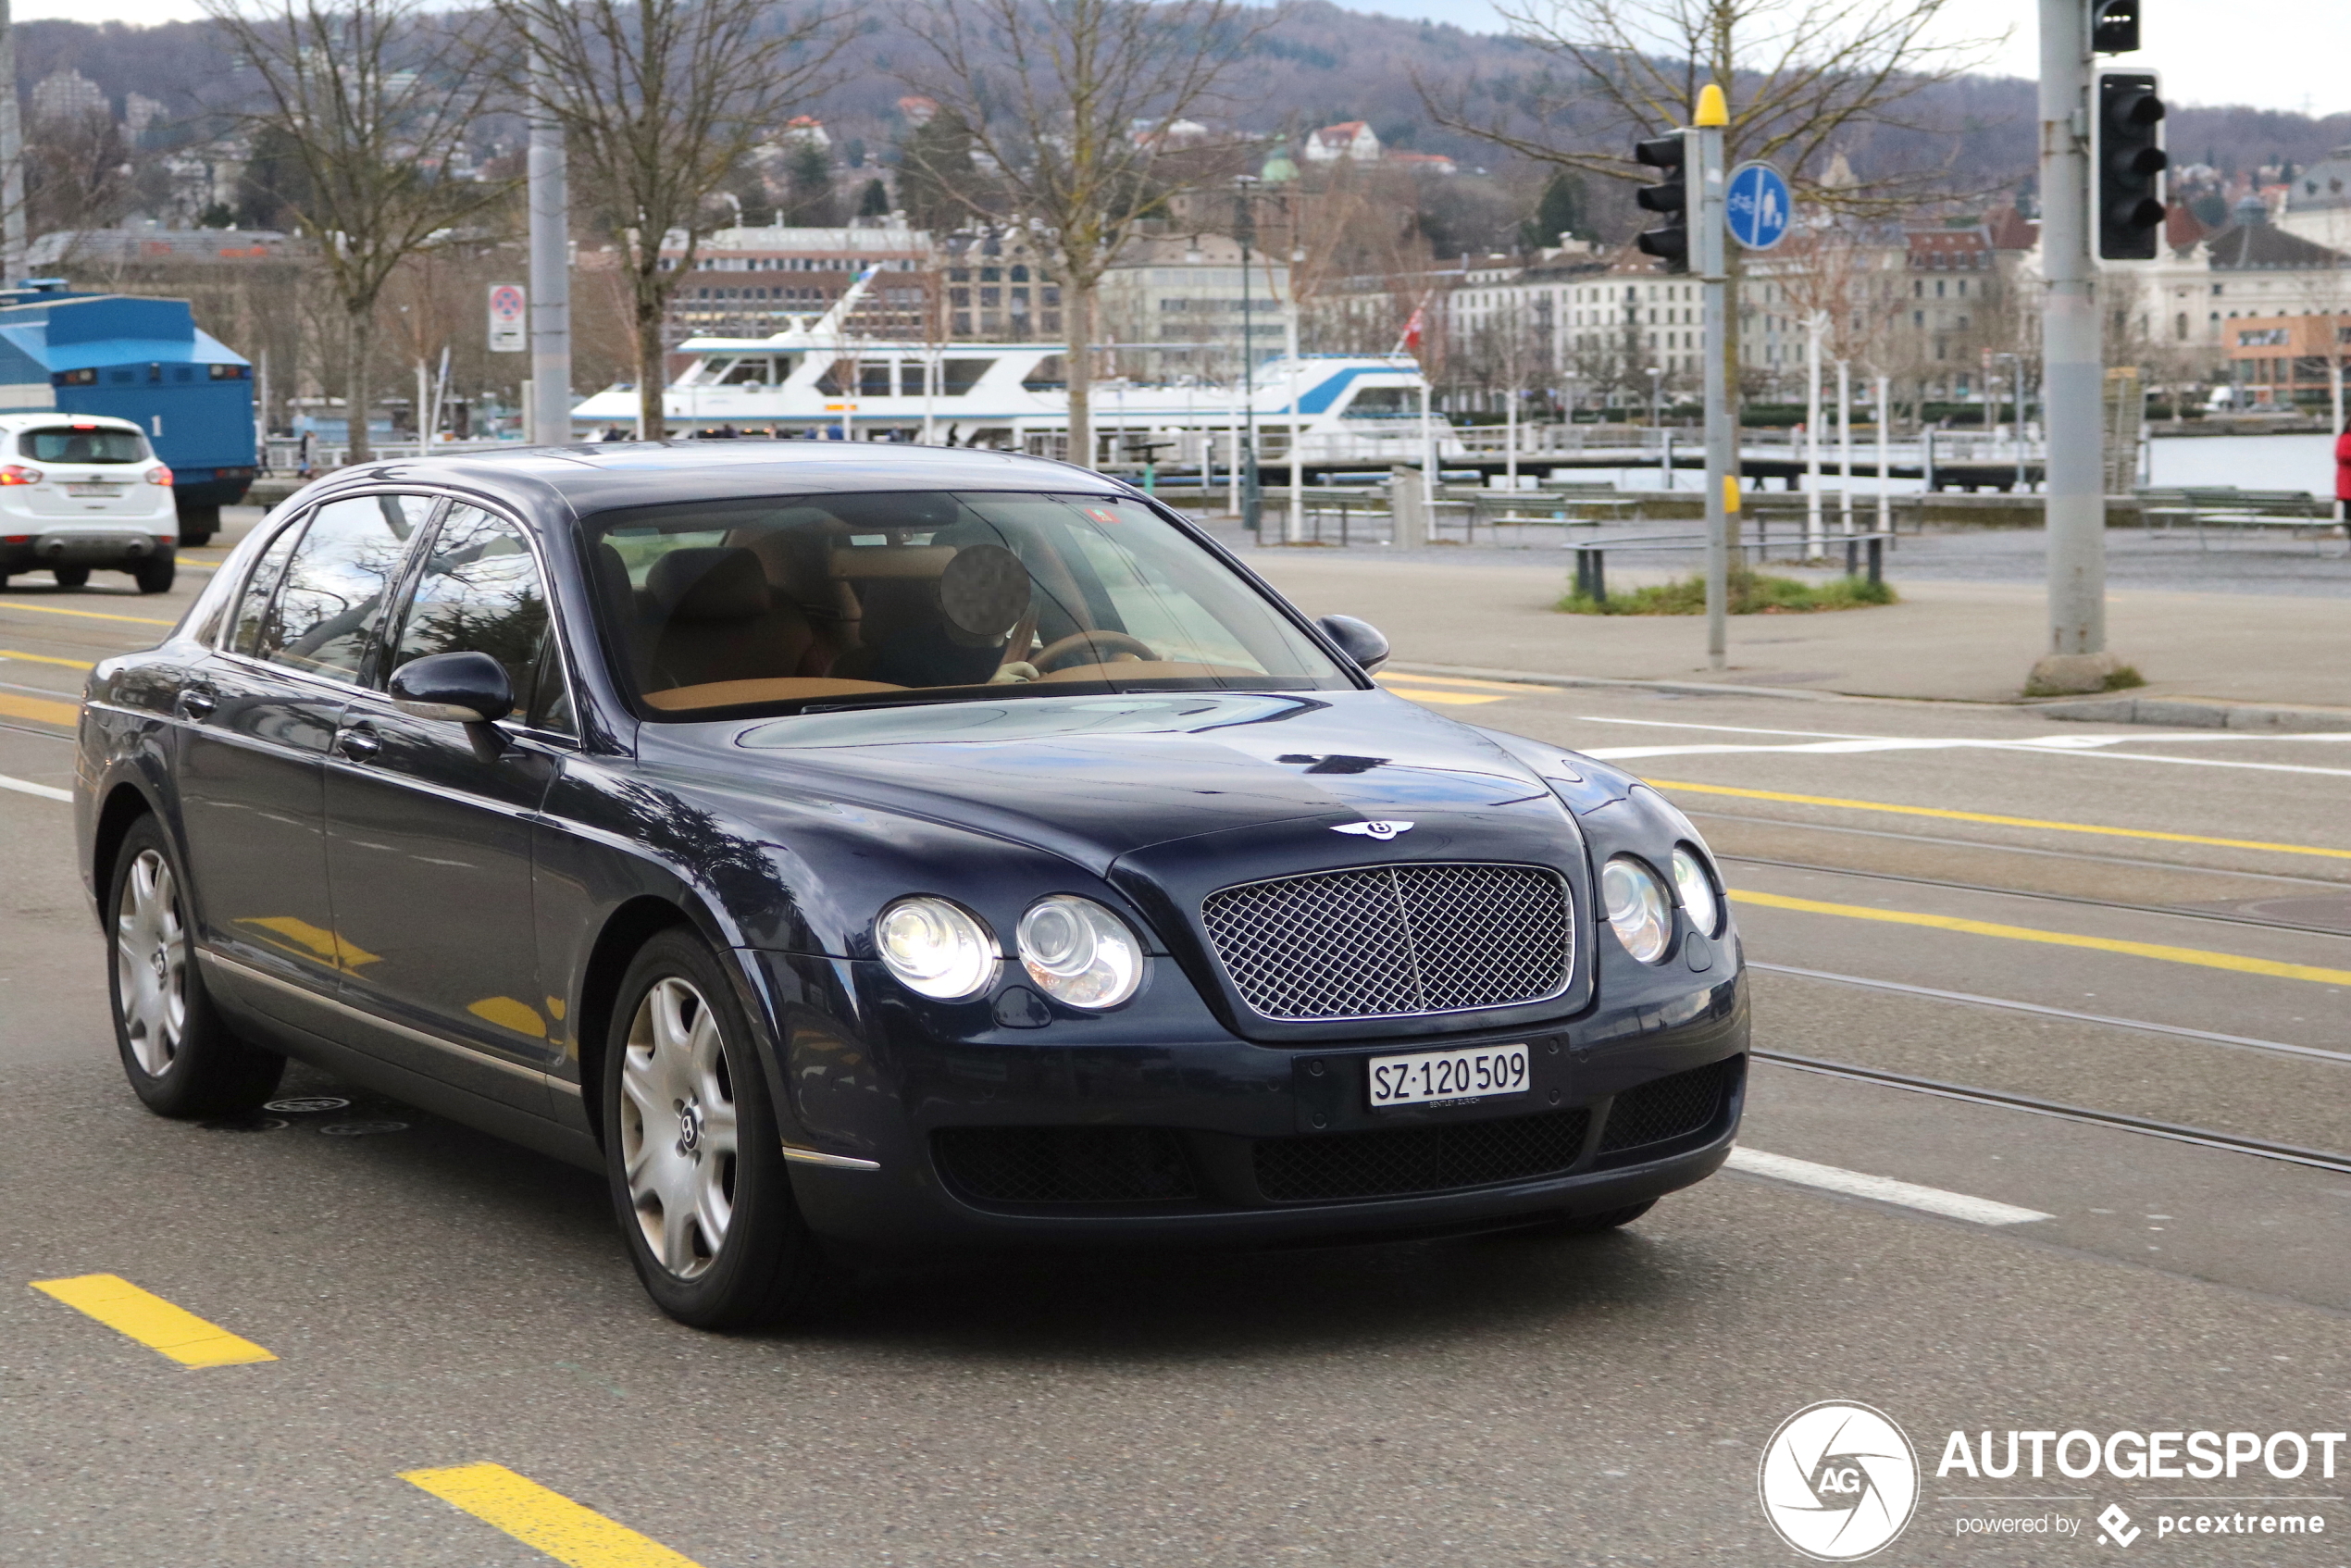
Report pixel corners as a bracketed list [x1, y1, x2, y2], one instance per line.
[66, 483, 120, 496]
[1367, 1043, 1530, 1108]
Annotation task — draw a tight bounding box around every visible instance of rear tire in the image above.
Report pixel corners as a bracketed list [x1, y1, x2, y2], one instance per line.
[602, 929, 822, 1330]
[107, 816, 284, 1117]
[134, 553, 176, 594]
[176, 504, 219, 547]
[52, 565, 89, 589]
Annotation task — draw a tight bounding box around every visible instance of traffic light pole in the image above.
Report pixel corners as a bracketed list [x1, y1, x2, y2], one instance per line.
[2033, 0, 2117, 691]
[1689, 88, 1730, 669]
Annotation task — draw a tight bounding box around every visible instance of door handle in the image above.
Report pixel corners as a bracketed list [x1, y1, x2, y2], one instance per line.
[174, 688, 216, 719]
[334, 726, 381, 762]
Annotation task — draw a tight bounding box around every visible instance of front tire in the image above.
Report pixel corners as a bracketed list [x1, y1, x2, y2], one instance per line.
[134, 552, 176, 594]
[108, 816, 283, 1117]
[603, 929, 821, 1329]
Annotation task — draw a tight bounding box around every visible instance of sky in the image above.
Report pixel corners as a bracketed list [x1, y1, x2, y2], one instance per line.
[15, 0, 2348, 117]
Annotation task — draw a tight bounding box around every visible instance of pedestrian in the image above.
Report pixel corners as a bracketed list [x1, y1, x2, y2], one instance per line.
[2336, 417, 2350, 530]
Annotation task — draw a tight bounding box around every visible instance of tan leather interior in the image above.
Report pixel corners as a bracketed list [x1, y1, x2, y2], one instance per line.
[1033, 661, 1261, 684]
[829, 545, 957, 579]
[642, 677, 906, 711]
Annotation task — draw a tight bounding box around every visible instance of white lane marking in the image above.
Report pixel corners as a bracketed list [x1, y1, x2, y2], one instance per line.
[0, 773, 72, 802]
[1575, 716, 2351, 747]
[1581, 739, 2351, 778]
[1725, 1147, 2054, 1226]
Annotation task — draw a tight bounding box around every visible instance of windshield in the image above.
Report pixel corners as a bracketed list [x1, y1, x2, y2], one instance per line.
[583, 491, 1350, 717]
[22, 426, 148, 464]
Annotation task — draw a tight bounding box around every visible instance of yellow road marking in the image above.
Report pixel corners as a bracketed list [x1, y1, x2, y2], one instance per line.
[1730, 889, 2351, 987]
[0, 691, 78, 726]
[31, 1274, 276, 1366]
[1651, 778, 2351, 864]
[0, 647, 95, 669]
[1385, 686, 1507, 706]
[1381, 670, 1555, 693]
[0, 600, 174, 626]
[402, 1463, 705, 1568]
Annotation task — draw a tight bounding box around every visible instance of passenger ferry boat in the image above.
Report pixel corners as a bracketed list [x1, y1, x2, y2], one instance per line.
[571, 268, 1458, 467]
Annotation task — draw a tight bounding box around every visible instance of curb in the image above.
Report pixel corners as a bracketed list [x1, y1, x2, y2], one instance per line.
[2034, 696, 2351, 732]
[1384, 661, 2350, 725]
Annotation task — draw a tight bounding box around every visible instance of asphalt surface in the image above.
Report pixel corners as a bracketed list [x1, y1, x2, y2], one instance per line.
[4, 516, 2349, 1565]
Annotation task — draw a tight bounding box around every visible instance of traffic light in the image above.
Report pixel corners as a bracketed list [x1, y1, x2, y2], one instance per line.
[2091, 0, 2139, 52]
[1634, 133, 1688, 273]
[2096, 71, 2167, 260]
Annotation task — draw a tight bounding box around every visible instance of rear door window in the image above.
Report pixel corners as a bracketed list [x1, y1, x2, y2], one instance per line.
[258, 493, 436, 681]
[22, 426, 148, 463]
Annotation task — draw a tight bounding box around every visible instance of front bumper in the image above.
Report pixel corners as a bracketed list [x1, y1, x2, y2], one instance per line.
[763, 951, 1748, 1253]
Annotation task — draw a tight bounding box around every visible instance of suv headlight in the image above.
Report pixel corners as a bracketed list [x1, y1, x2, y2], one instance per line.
[876, 897, 997, 1001]
[1671, 845, 1722, 937]
[1601, 855, 1673, 964]
[1017, 895, 1144, 1009]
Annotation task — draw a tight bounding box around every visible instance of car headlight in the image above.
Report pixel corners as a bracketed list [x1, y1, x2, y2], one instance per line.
[1601, 855, 1673, 964]
[1671, 845, 1722, 937]
[876, 897, 998, 1001]
[1017, 895, 1144, 1009]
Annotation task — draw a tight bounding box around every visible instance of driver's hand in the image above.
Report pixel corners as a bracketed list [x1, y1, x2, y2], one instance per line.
[989, 661, 1039, 684]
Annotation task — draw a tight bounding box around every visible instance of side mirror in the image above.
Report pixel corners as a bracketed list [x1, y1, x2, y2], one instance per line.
[389, 651, 514, 726]
[1316, 614, 1389, 675]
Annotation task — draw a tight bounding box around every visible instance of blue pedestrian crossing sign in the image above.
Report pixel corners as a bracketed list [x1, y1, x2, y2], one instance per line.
[1726, 162, 1792, 251]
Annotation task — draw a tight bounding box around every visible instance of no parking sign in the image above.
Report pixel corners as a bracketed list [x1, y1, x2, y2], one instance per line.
[488, 283, 526, 352]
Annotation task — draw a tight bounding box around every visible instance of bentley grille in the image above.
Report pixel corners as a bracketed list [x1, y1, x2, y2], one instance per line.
[1200, 863, 1574, 1020]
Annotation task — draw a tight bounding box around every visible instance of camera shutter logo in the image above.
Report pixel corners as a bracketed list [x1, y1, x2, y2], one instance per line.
[1758, 1401, 1920, 1561]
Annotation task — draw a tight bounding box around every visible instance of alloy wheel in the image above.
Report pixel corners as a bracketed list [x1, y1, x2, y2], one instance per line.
[618, 976, 740, 1280]
[116, 849, 188, 1077]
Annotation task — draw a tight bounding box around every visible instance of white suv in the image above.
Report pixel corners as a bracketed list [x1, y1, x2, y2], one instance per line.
[0, 413, 179, 594]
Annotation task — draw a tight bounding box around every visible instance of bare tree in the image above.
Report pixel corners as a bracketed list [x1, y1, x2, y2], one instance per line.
[205, 0, 509, 462]
[894, 0, 1269, 467]
[492, 0, 843, 437]
[1424, 0, 2001, 412]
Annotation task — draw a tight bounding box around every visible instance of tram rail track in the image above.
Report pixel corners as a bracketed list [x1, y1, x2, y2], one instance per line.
[1720, 853, 2351, 940]
[1752, 1049, 2351, 1177]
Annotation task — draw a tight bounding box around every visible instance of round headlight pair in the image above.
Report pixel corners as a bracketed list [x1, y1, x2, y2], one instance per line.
[1601, 846, 1722, 964]
[875, 894, 1144, 1010]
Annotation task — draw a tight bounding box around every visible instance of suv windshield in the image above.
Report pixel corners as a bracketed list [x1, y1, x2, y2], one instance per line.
[585, 491, 1349, 716]
[22, 426, 147, 464]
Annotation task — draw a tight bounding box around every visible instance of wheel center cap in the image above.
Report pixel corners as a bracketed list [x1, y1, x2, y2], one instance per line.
[677, 1100, 703, 1156]
[150, 949, 168, 982]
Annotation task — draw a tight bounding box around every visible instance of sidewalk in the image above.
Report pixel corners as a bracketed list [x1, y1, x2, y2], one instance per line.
[1242, 551, 2351, 710]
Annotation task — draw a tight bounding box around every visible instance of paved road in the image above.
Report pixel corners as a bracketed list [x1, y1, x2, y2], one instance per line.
[3, 524, 2348, 1564]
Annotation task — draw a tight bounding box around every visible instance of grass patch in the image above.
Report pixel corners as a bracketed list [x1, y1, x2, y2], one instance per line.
[2102, 665, 2146, 691]
[1559, 568, 1898, 616]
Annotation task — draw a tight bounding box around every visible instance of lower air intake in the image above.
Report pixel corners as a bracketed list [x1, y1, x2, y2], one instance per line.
[933, 1126, 1199, 1205]
[1597, 1057, 1742, 1154]
[1254, 1107, 1593, 1202]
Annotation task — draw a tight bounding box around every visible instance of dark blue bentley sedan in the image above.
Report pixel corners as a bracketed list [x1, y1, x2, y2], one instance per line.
[74, 442, 1747, 1327]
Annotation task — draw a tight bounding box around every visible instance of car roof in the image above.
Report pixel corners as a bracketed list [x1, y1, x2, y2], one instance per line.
[292, 440, 1137, 525]
[0, 411, 143, 430]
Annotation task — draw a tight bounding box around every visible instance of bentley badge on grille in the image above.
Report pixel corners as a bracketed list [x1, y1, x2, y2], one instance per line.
[1331, 820, 1414, 840]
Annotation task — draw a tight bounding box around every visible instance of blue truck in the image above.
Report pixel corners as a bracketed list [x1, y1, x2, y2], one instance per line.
[0, 281, 256, 544]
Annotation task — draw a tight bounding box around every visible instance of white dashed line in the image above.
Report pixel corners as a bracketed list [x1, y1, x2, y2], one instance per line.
[1725, 1147, 2054, 1226]
[0, 773, 71, 802]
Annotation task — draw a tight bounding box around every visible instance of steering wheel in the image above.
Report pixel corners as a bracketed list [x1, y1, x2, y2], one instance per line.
[1032, 629, 1159, 673]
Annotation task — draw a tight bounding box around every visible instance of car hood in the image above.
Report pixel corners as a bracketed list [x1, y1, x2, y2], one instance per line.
[640, 689, 1571, 876]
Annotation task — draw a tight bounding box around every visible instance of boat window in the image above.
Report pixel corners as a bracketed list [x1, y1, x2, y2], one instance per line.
[942, 358, 993, 395]
[860, 363, 893, 398]
[1343, 387, 1413, 418]
[1020, 355, 1065, 392]
[719, 357, 774, 385]
[579, 491, 1349, 718]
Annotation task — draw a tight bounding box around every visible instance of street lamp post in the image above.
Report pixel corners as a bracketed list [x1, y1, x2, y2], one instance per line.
[1234, 176, 1263, 537]
[1647, 366, 1665, 489]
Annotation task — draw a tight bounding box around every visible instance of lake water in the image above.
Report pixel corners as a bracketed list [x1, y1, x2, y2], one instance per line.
[1539, 432, 2342, 497]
